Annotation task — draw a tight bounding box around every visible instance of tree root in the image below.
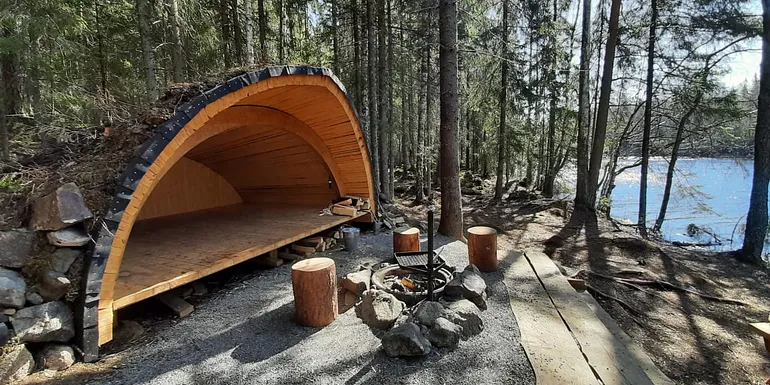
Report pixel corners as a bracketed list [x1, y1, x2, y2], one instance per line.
[585, 284, 642, 315]
[577, 269, 750, 307]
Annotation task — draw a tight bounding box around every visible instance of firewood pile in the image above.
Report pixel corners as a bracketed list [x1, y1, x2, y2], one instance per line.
[322, 196, 371, 217]
[254, 228, 344, 267]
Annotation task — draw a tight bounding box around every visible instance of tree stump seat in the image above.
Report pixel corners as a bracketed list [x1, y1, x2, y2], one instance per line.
[291, 257, 338, 327]
[467, 226, 498, 272]
[393, 227, 420, 253]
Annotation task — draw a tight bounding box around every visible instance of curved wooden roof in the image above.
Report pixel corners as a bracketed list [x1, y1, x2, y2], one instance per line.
[77, 66, 373, 361]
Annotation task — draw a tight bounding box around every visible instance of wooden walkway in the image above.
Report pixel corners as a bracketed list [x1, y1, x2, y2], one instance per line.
[501, 250, 674, 385]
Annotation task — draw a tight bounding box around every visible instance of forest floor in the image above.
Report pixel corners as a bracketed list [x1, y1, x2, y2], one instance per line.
[389, 189, 770, 385]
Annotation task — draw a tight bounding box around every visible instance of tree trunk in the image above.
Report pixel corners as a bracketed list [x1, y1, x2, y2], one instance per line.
[378, 0, 389, 201]
[220, 0, 233, 67]
[574, 0, 592, 208]
[586, 0, 620, 206]
[654, 94, 699, 233]
[438, 0, 463, 239]
[0, 26, 17, 160]
[638, 0, 657, 238]
[258, 0, 268, 63]
[494, 0, 508, 201]
[278, 0, 285, 62]
[416, 53, 426, 203]
[542, 0, 559, 198]
[170, 0, 186, 80]
[387, 0, 394, 199]
[331, 0, 339, 74]
[245, 0, 255, 64]
[136, 0, 158, 102]
[367, 0, 380, 199]
[741, 0, 770, 264]
[425, 36, 433, 200]
[231, 0, 243, 65]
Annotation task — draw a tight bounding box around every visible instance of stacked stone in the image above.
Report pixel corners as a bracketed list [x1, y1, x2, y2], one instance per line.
[0, 183, 92, 383]
[346, 263, 488, 358]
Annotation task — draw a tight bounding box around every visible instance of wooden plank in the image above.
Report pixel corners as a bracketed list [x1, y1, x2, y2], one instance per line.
[750, 322, 770, 338]
[332, 204, 358, 217]
[291, 244, 317, 256]
[156, 292, 194, 317]
[501, 251, 600, 385]
[525, 250, 674, 385]
[137, 157, 242, 220]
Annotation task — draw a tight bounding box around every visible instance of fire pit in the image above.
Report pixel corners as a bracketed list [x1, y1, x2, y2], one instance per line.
[371, 264, 454, 306]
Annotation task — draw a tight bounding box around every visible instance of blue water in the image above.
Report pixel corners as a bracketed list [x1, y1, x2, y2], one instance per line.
[609, 158, 769, 255]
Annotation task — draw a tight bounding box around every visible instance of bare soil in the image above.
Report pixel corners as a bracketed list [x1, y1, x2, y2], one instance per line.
[389, 192, 770, 385]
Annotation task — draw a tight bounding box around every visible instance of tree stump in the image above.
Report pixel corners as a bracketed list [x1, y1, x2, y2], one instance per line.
[393, 227, 420, 252]
[291, 257, 338, 327]
[467, 226, 498, 272]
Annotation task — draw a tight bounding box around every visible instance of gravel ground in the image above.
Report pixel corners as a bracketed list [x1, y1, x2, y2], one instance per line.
[85, 232, 535, 385]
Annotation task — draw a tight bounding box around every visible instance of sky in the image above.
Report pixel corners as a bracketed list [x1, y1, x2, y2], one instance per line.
[723, 43, 761, 88]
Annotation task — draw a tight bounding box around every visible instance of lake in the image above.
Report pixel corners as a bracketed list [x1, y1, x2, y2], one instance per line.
[608, 157, 769, 255]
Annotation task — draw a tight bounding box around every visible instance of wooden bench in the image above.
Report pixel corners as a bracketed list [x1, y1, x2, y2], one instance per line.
[749, 322, 770, 353]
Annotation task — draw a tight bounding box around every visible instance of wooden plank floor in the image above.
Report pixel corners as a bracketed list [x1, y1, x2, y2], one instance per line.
[114, 203, 364, 309]
[502, 249, 674, 385]
[501, 251, 600, 385]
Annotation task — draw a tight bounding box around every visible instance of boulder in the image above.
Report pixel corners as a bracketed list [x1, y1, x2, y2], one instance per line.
[0, 268, 27, 308]
[445, 264, 488, 310]
[12, 301, 75, 343]
[37, 344, 76, 371]
[0, 345, 34, 384]
[110, 320, 145, 347]
[26, 292, 44, 306]
[426, 317, 462, 349]
[30, 183, 93, 231]
[341, 269, 372, 296]
[413, 301, 444, 327]
[443, 299, 483, 340]
[50, 248, 81, 274]
[381, 322, 432, 357]
[0, 323, 9, 346]
[356, 290, 405, 329]
[46, 227, 90, 247]
[0, 229, 33, 269]
[38, 270, 72, 302]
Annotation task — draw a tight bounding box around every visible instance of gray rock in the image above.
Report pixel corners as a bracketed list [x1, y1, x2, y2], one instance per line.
[445, 264, 488, 309]
[413, 301, 444, 327]
[0, 229, 33, 269]
[111, 320, 144, 347]
[0, 268, 27, 308]
[191, 281, 208, 296]
[0, 314, 8, 323]
[26, 292, 43, 306]
[47, 227, 90, 247]
[381, 322, 432, 357]
[443, 299, 483, 340]
[50, 248, 82, 274]
[3, 308, 15, 315]
[30, 183, 94, 231]
[0, 345, 34, 384]
[37, 344, 76, 371]
[12, 301, 75, 343]
[0, 323, 9, 346]
[356, 290, 405, 329]
[341, 269, 371, 296]
[38, 270, 71, 302]
[427, 317, 462, 349]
